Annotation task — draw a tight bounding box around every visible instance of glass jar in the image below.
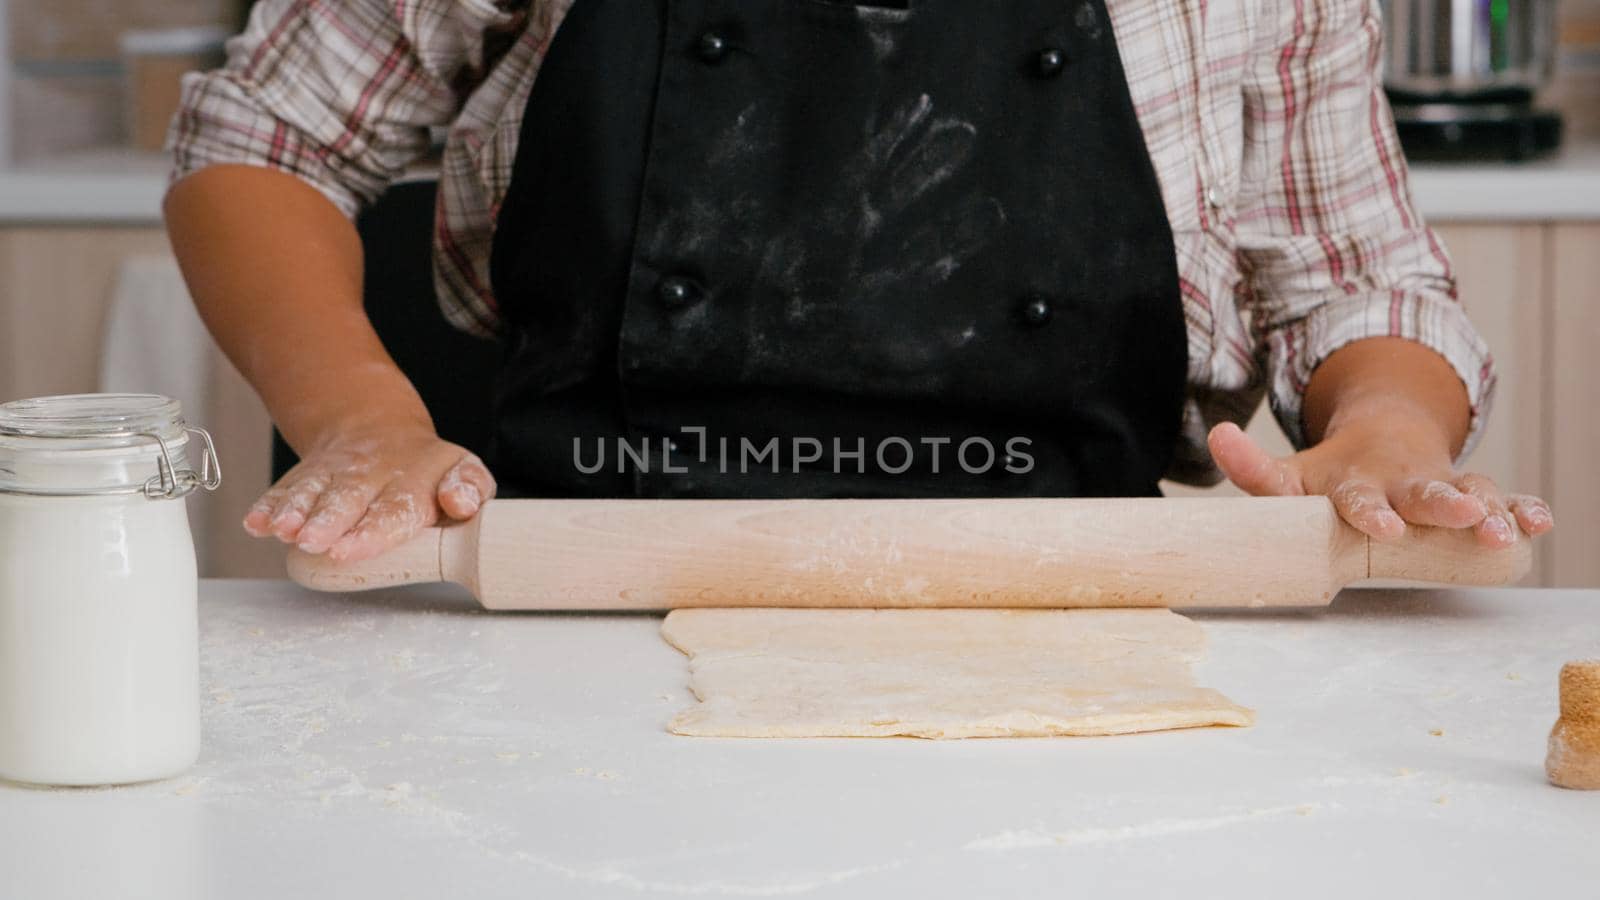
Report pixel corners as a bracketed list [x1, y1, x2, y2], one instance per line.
[0, 394, 220, 786]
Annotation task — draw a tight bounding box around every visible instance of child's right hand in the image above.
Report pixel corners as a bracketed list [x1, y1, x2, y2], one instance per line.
[242, 423, 496, 564]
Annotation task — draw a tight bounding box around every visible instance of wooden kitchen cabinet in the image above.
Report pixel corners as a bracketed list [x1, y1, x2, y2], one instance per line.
[0, 228, 170, 399]
[1549, 224, 1600, 589]
[1434, 225, 1548, 496]
[0, 226, 282, 578]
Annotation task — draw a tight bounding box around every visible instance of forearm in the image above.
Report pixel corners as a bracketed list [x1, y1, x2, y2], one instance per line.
[1301, 337, 1472, 460]
[164, 164, 431, 453]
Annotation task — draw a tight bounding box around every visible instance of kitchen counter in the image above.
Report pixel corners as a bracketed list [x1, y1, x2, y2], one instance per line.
[0, 580, 1595, 899]
[4, 144, 1600, 224]
[1407, 143, 1600, 221]
[0, 149, 171, 224]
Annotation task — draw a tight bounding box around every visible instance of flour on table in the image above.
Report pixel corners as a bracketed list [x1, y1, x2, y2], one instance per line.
[662, 608, 1253, 739]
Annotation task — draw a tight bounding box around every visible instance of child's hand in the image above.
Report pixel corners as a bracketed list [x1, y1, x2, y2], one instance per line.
[242, 423, 496, 563]
[1207, 419, 1552, 548]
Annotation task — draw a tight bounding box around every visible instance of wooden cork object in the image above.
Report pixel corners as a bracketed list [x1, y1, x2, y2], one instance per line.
[1547, 660, 1600, 790]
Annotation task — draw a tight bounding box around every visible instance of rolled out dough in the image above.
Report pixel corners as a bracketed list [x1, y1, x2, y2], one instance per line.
[662, 608, 1253, 739]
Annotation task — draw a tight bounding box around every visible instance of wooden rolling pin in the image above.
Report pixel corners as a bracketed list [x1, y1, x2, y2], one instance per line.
[286, 496, 1531, 610]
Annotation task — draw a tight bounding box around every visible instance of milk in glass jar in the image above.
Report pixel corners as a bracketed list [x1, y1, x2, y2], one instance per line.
[0, 394, 220, 785]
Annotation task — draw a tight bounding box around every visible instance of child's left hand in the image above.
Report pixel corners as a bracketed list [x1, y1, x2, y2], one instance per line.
[1207, 418, 1553, 548]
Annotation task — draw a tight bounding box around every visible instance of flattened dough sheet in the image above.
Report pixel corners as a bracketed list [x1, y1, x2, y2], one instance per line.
[663, 608, 1253, 739]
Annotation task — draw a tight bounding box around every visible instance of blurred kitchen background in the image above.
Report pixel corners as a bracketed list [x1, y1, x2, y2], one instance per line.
[0, 0, 1596, 584]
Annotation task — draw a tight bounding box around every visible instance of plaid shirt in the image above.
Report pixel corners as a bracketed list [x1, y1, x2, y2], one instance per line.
[171, 0, 1495, 481]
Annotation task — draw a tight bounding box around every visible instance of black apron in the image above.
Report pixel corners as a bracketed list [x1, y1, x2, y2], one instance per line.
[488, 0, 1186, 499]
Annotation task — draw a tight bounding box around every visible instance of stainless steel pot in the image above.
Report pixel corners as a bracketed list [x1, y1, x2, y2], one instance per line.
[1382, 0, 1560, 99]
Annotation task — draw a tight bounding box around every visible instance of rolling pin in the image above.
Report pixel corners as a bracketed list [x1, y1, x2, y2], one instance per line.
[286, 496, 1531, 610]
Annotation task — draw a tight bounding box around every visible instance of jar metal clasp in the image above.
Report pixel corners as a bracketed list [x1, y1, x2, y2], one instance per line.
[143, 427, 223, 500]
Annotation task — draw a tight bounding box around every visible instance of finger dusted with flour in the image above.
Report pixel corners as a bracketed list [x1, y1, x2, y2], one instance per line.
[437, 454, 496, 521]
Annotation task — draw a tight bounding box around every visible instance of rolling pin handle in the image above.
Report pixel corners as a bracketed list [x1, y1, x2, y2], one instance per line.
[1364, 524, 1532, 586]
[286, 527, 447, 592]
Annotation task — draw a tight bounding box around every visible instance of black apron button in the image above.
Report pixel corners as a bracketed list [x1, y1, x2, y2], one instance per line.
[1021, 296, 1053, 326]
[696, 32, 729, 63]
[658, 275, 701, 308]
[1035, 48, 1067, 77]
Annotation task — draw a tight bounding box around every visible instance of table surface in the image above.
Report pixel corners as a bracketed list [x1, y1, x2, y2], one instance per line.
[2, 581, 1597, 899]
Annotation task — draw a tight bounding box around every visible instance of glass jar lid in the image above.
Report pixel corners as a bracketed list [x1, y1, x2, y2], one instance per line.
[0, 393, 221, 499]
[0, 393, 186, 443]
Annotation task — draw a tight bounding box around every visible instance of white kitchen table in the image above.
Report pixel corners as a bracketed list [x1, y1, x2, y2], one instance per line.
[1, 581, 1596, 899]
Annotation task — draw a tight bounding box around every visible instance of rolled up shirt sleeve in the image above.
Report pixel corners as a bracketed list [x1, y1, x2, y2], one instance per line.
[169, 0, 470, 217]
[1235, 0, 1496, 461]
